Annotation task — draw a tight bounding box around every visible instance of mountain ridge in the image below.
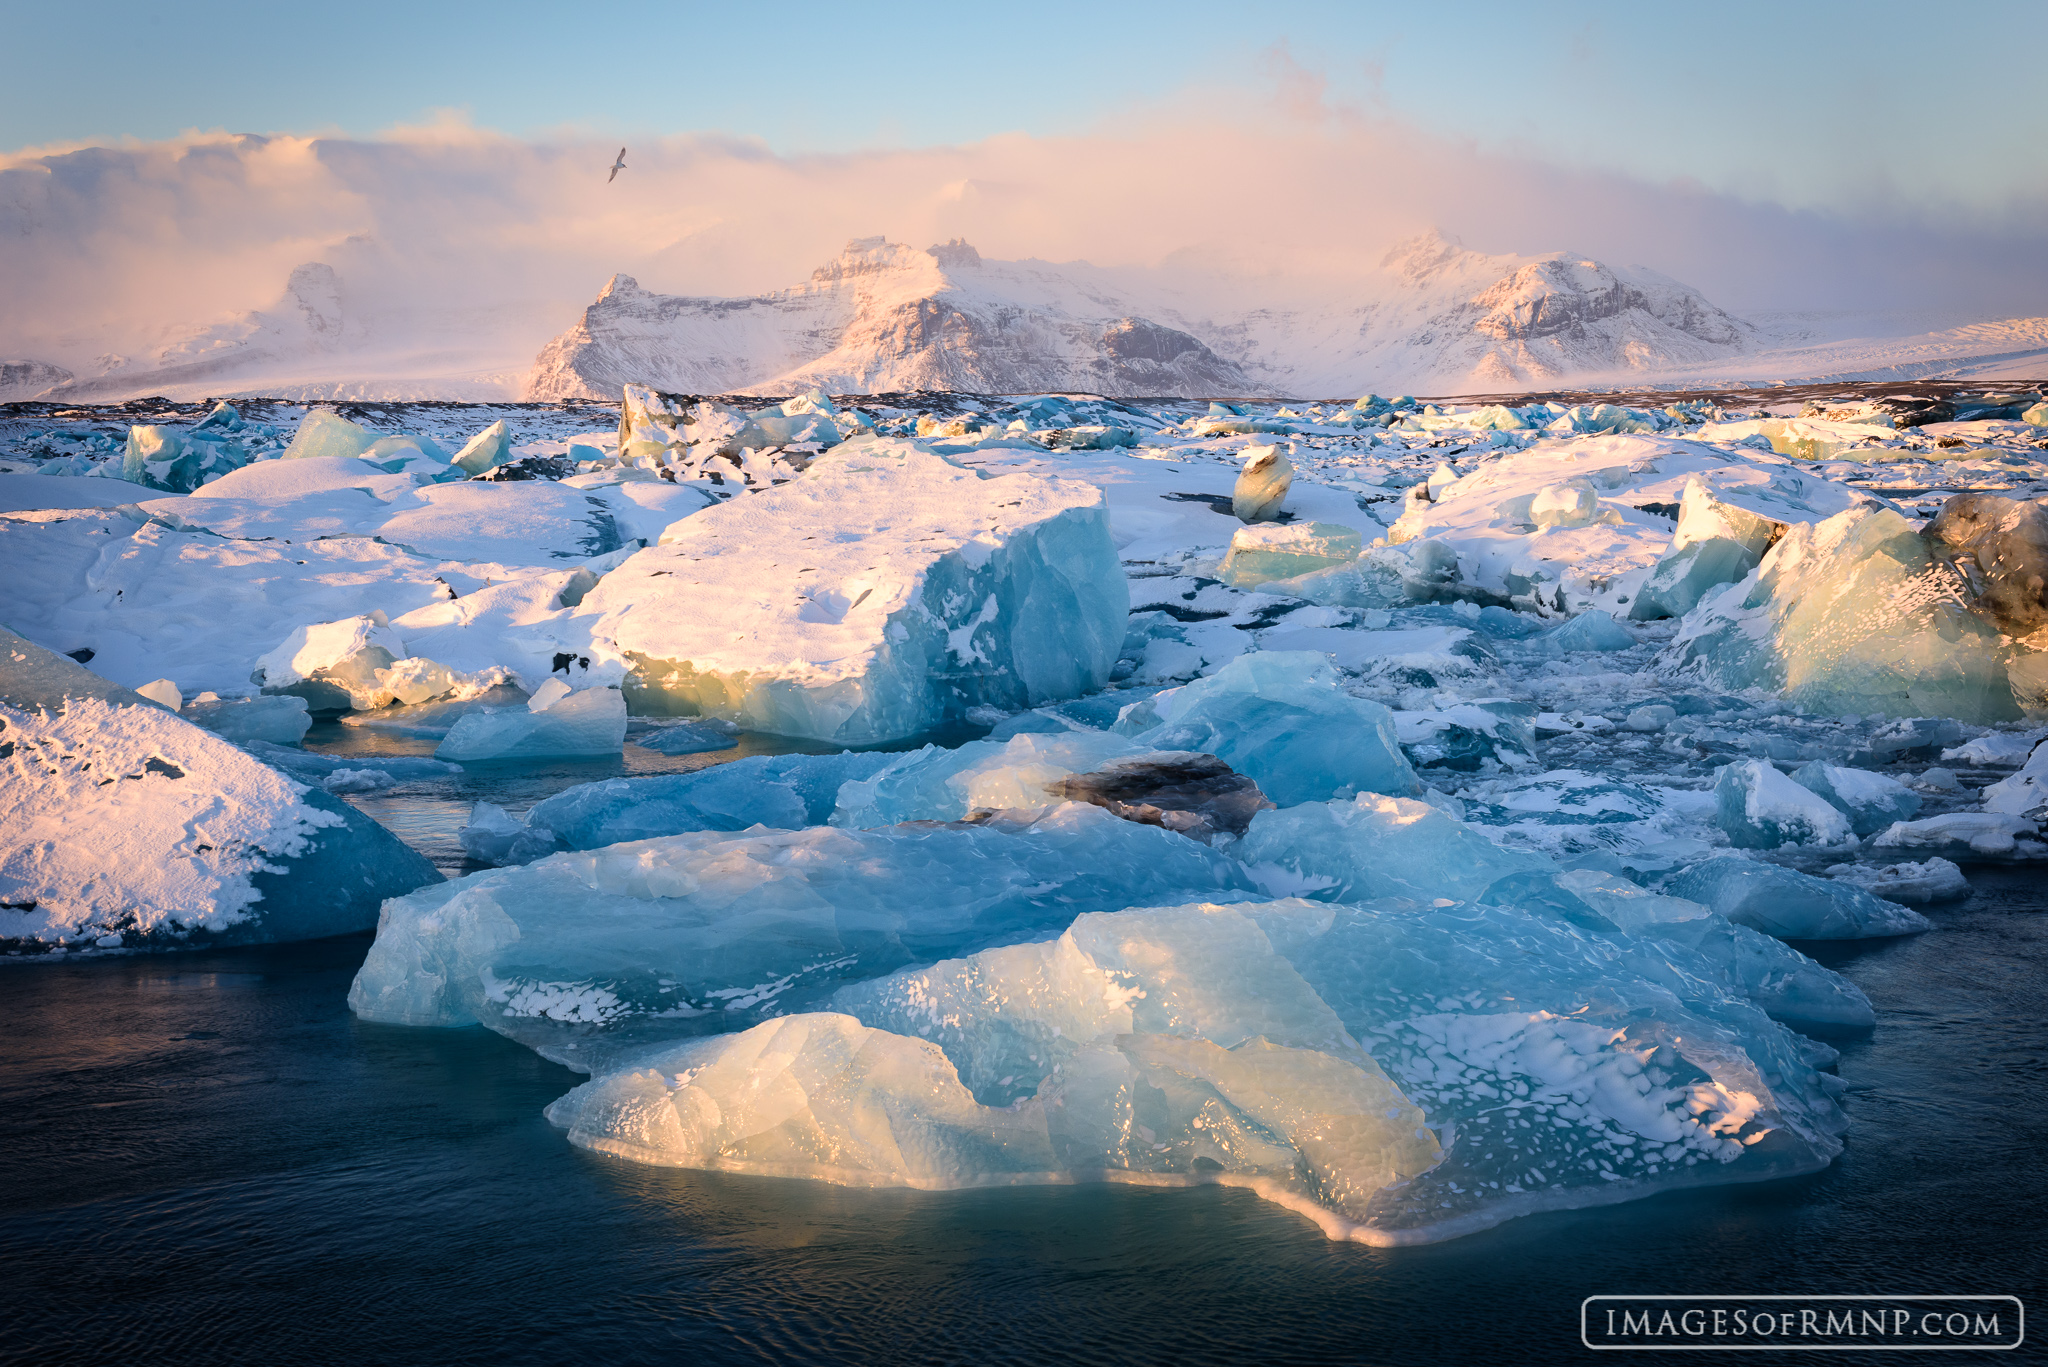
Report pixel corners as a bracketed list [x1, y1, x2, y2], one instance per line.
[525, 230, 1759, 401]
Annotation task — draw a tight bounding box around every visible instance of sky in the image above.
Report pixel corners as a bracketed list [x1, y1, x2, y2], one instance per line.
[6, 0, 2043, 216]
[3, 0, 2045, 370]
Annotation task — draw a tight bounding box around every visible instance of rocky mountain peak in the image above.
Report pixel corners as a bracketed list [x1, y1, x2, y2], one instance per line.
[925, 239, 982, 270]
[809, 237, 933, 285]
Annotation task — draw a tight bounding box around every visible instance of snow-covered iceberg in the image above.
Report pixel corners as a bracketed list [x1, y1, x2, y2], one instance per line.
[0, 627, 437, 949]
[580, 441, 1127, 745]
[1787, 761, 1920, 836]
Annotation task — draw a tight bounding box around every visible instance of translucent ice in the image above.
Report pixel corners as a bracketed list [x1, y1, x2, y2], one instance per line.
[546, 885, 1847, 1242]
[121, 424, 246, 492]
[1787, 761, 1921, 835]
[1218, 521, 1362, 588]
[1538, 609, 1635, 654]
[1629, 474, 1783, 621]
[281, 410, 376, 462]
[581, 442, 1128, 745]
[1124, 651, 1420, 806]
[829, 731, 1149, 827]
[459, 801, 567, 867]
[1661, 505, 2021, 724]
[452, 420, 515, 476]
[183, 694, 313, 746]
[1237, 793, 1551, 902]
[1, 627, 436, 949]
[480, 751, 900, 860]
[1713, 760, 1855, 849]
[1663, 857, 1931, 939]
[1277, 895, 1848, 1239]
[1546, 870, 1875, 1032]
[549, 900, 1440, 1221]
[347, 803, 1256, 1070]
[632, 719, 740, 755]
[434, 686, 626, 762]
[1529, 482, 1601, 529]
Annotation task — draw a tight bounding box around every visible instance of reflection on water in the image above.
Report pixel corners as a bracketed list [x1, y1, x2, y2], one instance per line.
[304, 719, 887, 872]
[3, 830, 2042, 1363]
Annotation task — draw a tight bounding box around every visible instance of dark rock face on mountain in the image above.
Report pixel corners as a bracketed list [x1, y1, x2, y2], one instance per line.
[0, 359, 73, 401]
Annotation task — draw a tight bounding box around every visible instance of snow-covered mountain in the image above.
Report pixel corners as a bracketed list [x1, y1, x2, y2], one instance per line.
[0, 360, 74, 403]
[525, 231, 1761, 400]
[1211, 230, 1759, 395]
[526, 238, 1252, 401]
[32, 263, 545, 404]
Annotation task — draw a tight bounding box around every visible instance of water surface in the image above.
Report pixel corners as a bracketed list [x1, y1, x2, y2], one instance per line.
[2, 872, 2041, 1365]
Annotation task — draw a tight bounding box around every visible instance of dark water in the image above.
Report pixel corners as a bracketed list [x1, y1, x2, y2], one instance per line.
[2, 874, 2042, 1366]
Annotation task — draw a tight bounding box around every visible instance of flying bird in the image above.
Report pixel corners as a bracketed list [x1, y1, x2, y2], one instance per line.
[608, 148, 627, 183]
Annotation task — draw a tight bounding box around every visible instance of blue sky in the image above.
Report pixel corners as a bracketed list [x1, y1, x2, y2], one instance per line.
[6, 0, 2043, 215]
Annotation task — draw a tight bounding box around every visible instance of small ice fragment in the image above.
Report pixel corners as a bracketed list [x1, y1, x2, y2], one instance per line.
[527, 677, 572, 713]
[1714, 760, 1855, 849]
[1824, 858, 1969, 903]
[1624, 705, 1675, 733]
[1540, 611, 1634, 654]
[452, 420, 514, 476]
[435, 687, 628, 762]
[281, 410, 376, 462]
[322, 768, 395, 794]
[1788, 761, 1920, 836]
[1529, 483, 1600, 530]
[134, 678, 183, 711]
[1664, 857, 1930, 939]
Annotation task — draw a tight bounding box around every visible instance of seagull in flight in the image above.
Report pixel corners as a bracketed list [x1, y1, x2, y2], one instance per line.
[608, 148, 627, 183]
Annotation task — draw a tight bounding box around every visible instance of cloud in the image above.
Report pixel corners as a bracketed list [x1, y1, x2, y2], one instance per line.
[3, 95, 2043, 372]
